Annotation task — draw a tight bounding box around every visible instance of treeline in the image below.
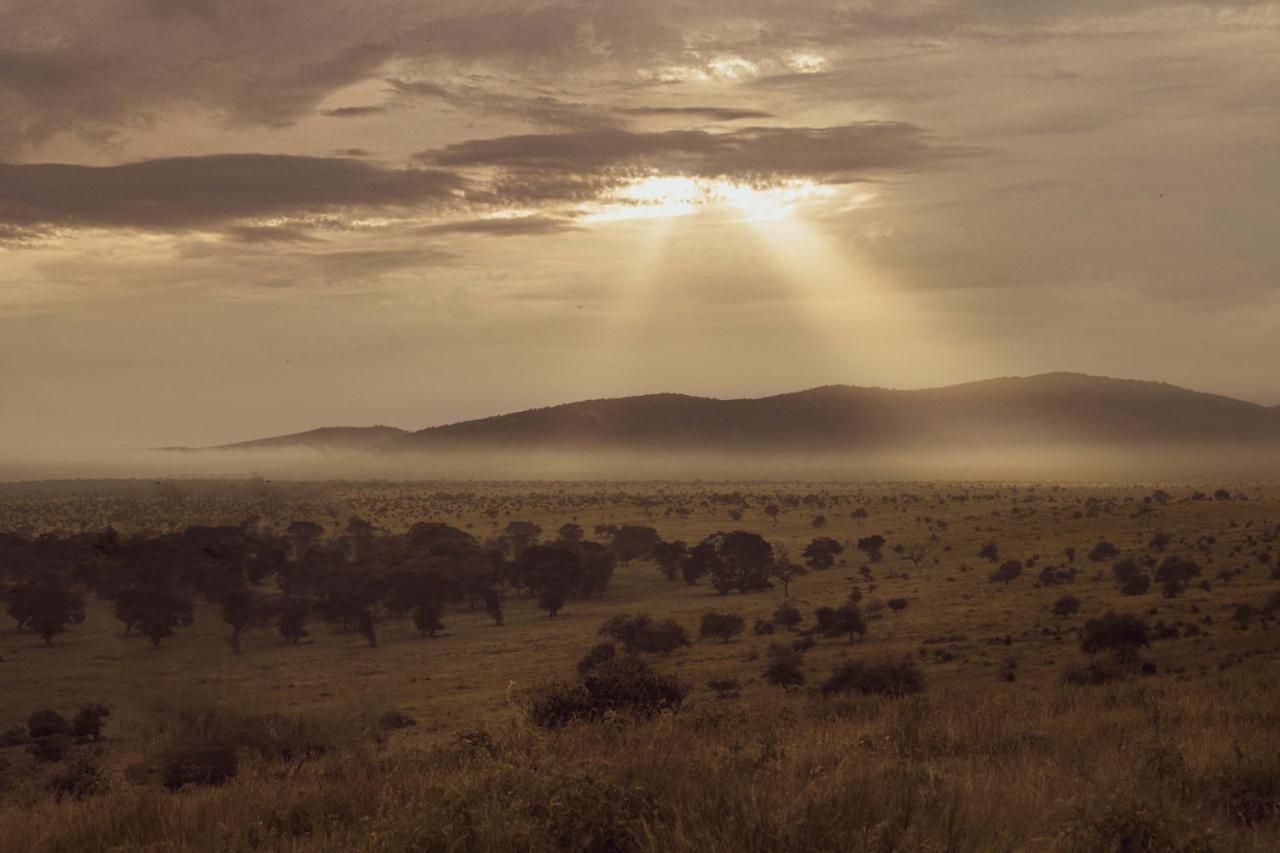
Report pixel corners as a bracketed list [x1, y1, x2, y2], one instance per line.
[0, 518, 633, 652]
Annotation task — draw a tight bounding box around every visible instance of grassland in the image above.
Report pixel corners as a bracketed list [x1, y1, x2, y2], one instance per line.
[1, 479, 1278, 851]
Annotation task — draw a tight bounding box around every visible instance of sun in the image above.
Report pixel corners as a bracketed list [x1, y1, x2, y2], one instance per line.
[583, 175, 833, 223]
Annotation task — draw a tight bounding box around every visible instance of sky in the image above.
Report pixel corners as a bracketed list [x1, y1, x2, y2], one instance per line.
[1, 0, 1278, 451]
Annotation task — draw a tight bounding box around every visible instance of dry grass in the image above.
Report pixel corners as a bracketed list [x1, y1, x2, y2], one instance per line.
[2, 480, 1279, 850]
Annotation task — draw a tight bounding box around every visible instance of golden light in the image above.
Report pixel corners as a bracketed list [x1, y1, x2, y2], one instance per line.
[583, 175, 834, 223]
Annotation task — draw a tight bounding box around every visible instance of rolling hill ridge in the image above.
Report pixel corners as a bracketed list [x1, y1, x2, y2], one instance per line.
[164, 374, 1280, 453]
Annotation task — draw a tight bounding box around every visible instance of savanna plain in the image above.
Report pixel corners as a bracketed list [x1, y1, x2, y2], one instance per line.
[1, 478, 1278, 852]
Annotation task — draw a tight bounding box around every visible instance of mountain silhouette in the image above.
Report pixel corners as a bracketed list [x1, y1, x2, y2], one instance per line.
[166, 374, 1280, 453]
[159, 426, 406, 453]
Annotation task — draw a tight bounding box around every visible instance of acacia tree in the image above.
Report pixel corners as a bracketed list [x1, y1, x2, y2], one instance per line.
[278, 595, 309, 644]
[802, 537, 843, 571]
[770, 559, 808, 597]
[220, 586, 257, 654]
[6, 578, 85, 643]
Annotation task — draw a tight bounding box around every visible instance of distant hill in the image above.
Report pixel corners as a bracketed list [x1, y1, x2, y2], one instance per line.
[159, 426, 406, 453]
[377, 373, 1280, 453]
[159, 374, 1280, 455]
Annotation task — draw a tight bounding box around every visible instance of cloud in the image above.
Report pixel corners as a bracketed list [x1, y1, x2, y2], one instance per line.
[0, 154, 466, 232]
[418, 122, 969, 182]
[320, 105, 388, 118]
[417, 216, 581, 237]
[617, 106, 776, 121]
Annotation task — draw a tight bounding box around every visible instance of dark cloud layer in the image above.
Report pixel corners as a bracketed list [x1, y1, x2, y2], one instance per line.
[0, 154, 465, 231]
[420, 122, 965, 181]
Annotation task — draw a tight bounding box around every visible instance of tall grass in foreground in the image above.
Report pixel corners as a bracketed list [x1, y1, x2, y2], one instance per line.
[2, 664, 1278, 852]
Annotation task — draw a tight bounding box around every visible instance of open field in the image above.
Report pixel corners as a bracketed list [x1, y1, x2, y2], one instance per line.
[2, 479, 1279, 851]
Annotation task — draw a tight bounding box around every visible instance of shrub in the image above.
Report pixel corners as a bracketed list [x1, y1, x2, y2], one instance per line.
[1052, 595, 1082, 619]
[764, 654, 806, 691]
[598, 613, 691, 655]
[821, 659, 923, 697]
[526, 657, 688, 729]
[27, 709, 68, 739]
[163, 746, 238, 791]
[70, 704, 111, 742]
[699, 611, 745, 643]
[1061, 659, 1127, 685]
[577, 641, 617, 674]
[1081, 612, 1150, 657]
[28, 734, 71, 763]
[47, 755, 104, 800]
[773, 603, 802, 630]
[886, 597, 909, 612]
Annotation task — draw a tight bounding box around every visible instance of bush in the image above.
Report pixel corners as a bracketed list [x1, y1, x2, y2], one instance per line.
[821, 659, 923, 697]
[47, 755, 104, 800]
[764, 654, 806, 691]
[598, 613, 690, 655]
[163, 746, 238, 791]
[577, 641, 617, 674]
[27, 709, 68, 739]
[1081, 611, 1149, 657]
[70, 704, 111, 742]
[28, 734, 71, 763]
[526, 656, 688, 729]
[773, 603, 802, 630]
[1061, 659, 1128, 686]
[699, 610, 745, 643]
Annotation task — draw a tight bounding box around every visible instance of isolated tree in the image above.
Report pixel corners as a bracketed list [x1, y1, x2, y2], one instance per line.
[887, 597, 909, 613]
[979, 541, 1000, 563]
[822, 603, 867, 643]
[857, 535, 887, 563]
[278, 595, 309, 644]
[483, 587, 504, 626]
[70, 704, 111, 742]
[850, 507, 869, 524]
[651, 540, 688, 581]
[903, 542, 934, 568]
[764, 654, 806, 691]
[681, 541, 719, 586]
[802, 537, 843, 571]
[412, 602, 445, 637]
[130, 585, 195, 648]
[1081, 611, 1149, 659]
[1052, 595, 1082, 620]
[1088, 540, 1120, 563]
[356, 610, 378, 647]
[769, 559, 808, 597]
[707, 531, 774, 594]
[220, 586, 257, 654]
[610, 525, 661, 565]
[538, 585, 566, 618]
[1149, 531, 1173, 552]
[1155, 555, 1201, 598]
[811, 514, 828, 528]
[556, 523, 584, 544]
[699, 611, 746, 643]
[598, 612, 690, 655]
[7, 578, 85, 643]
[764, 504, 781, 525]
[284, 520, 325, 559]
[502, 521, 542, 557]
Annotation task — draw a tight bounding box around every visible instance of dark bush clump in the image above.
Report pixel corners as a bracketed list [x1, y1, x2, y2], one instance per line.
[764, 654, 806, 691]
[821, 659, 924, 697]
[526, 656, 688, 729]
[70, 704, 111, 742]
[577, 641, 617, 674]
[163, 746, 238, 791]
[27, 709, 68, 739]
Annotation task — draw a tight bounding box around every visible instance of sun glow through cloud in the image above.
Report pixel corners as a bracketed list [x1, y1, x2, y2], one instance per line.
[584, 175, 834, 223]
